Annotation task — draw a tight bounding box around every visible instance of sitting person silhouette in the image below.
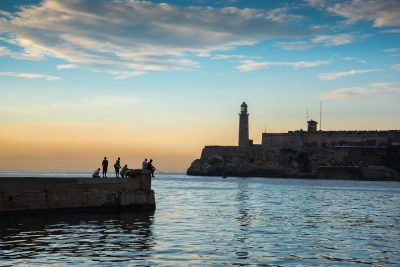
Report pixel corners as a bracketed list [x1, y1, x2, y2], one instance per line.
[147, 159, 155, 178]
[120, 164, 128, 178]
[92, 168, 101, 178]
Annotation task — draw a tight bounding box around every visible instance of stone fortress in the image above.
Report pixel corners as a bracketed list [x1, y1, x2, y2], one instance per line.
[187, 102, 400, 180]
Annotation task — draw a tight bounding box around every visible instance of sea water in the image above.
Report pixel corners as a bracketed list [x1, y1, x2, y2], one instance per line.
[0, 173, 399, 266]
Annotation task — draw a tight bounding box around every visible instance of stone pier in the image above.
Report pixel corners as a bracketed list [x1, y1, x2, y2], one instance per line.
[0, 170, 156, 215]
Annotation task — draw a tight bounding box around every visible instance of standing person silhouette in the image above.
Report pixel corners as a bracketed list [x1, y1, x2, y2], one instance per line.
[142, 158, 148, 169]
[114, 157, 121, 178]
[102, 157, 109, 178]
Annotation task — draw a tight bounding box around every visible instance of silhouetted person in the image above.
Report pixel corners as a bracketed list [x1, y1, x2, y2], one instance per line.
[147, 159, 155, 178]
[142, 158, 148, 169]
[92, 168, 100, 178]
[102, 157, 108, 178]
[120, 164, 128, 178]
[125, 168, 134, 178]
[114, 157, 121, 178]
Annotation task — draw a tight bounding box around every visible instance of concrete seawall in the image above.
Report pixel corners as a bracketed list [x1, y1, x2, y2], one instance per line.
[0, 170, 156, 215]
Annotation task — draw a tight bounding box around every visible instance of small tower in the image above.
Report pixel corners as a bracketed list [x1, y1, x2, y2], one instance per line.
[239, 102, 249, 147]
[307, 119, 318, 132]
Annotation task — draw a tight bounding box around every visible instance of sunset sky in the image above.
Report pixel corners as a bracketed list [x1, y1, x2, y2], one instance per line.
[0, 0, 399, 172]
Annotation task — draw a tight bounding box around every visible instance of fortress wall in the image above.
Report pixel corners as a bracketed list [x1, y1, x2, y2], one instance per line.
[305, 132, 388, 145]
[200, 145, 265, 161]
[262, 131, 400, 150]
[262, 133, 304, 150]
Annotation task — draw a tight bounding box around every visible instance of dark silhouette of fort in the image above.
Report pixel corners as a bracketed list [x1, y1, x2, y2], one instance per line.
[188, 102, 400, 180]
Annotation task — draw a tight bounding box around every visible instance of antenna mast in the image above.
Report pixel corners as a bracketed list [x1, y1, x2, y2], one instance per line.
[306, 108, 309, 122]
[319, 101, 323, 131]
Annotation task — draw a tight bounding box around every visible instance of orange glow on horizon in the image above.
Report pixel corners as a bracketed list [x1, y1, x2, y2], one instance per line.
[0, 122, 237, 172]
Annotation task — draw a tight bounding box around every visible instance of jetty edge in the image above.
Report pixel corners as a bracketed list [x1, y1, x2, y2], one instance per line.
[0, 169, 156, 215]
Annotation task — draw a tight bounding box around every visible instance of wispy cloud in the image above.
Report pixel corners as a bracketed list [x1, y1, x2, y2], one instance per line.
[381, 28, 400, 34]
[0, 72, 60, 81]
[56, 64, 78, 70]
[0, 0, 308, 77]
[384, 48, 400, 53]
[265, 7, 304, 23]
[310, 0, 400, 28]
[312, 34, 355, 46]
[211, 54, 246, 60]
[305, 0, 327, 8]
[343, 57, 366, 64]
[322, 82, 400, 99]
[275, 33, 356, 50]
[391, 64, 400, 71]
[318, 69, 378, 81]
[0, 96, 137, 115]
[238, 59, 329, 72]
[0, 45, 44, 60]
[274, 41, 315, 50]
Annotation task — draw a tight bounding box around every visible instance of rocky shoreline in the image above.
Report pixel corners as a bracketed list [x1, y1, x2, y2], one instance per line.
[187, 152, 400, 181]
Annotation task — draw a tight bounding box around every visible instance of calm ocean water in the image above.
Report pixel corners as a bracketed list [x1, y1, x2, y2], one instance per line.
[0, 172, 399, 266]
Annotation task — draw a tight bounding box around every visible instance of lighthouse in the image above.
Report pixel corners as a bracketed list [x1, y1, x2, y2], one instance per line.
[238, 102, 249, 147]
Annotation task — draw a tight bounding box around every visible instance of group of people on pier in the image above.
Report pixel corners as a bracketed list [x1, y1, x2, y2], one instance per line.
[92, 157, 155, 178]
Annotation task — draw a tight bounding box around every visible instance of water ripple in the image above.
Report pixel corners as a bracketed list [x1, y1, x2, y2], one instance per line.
[1, 175, 400, 266]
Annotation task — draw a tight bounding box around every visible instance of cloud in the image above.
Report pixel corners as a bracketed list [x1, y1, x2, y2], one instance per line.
[0, 72, 60, 80]
[274, 41, 315, 50]
[322, 82, 400, 99]
[274, 33, 356, 50]
[381, 28, 400, 34]
[265, 7, 304, 23]
[0, 10, 13, 19]
[343, 57, 366, 64]
[238, 60, 270, 72]
[211, 54, 246, 60]
[383, 48, 400, 57]
[318, 69, 378, 81]
[238, 59, 329, 72]
[305, 0, 327, 8]
[0, 0, 308, 77]
[56, 64, 77, 70]
[58, 95, 137, 109]
[0, 95, 137, 115]
[384, 48, 400, 53]
[391, 64, 400, 71]
[0, 45, 44, 60]
[317, 0, 400, 27]
[311, 33, 355, 46]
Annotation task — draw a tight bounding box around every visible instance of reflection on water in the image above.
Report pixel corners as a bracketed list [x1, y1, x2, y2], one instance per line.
[1, 174, 400, 266]
[0, 212, 154, 266]
[234, 180, 251, 262]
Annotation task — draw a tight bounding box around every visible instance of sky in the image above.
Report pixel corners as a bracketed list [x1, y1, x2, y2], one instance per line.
[0, 0, 399, 172]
